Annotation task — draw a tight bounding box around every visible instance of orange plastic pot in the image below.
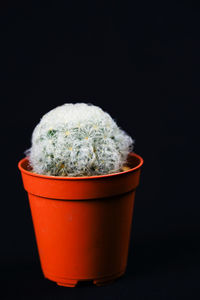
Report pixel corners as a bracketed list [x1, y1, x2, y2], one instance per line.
[18, 152, 143, 287]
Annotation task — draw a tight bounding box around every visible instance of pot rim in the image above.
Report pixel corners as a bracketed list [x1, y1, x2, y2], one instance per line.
[18, 152, 143, 181]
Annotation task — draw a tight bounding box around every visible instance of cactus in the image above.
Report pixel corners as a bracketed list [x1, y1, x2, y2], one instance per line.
[26, 103, 134, 177]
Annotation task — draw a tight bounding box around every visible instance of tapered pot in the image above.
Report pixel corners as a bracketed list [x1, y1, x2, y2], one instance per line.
[18, 152, 143, 287]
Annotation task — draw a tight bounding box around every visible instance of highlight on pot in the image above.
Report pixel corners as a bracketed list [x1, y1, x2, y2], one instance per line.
[26, 103, 134, 177]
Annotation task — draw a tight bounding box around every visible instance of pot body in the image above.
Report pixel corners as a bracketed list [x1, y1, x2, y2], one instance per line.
[18, 153, 143, 287]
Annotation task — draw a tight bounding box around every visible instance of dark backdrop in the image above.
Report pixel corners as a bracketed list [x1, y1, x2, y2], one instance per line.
[1, 1, 200, 299]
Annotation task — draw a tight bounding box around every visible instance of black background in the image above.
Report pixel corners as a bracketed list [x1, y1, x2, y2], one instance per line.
[1, 1, 200, 299]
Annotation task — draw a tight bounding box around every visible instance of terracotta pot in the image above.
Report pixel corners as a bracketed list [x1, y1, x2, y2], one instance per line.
[18, 152, 143, 287]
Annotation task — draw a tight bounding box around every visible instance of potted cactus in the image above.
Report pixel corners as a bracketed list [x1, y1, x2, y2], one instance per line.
[18, 103, 143, 287]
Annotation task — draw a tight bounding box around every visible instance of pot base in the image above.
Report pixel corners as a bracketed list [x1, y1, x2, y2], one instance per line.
[45, 270, 125, 287]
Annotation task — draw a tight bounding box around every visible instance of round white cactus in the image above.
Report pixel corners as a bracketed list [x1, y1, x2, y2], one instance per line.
[27, 103, 134, 177]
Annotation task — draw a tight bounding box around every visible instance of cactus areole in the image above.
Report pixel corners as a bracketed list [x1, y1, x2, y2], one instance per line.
[26, 103, 134, 177]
